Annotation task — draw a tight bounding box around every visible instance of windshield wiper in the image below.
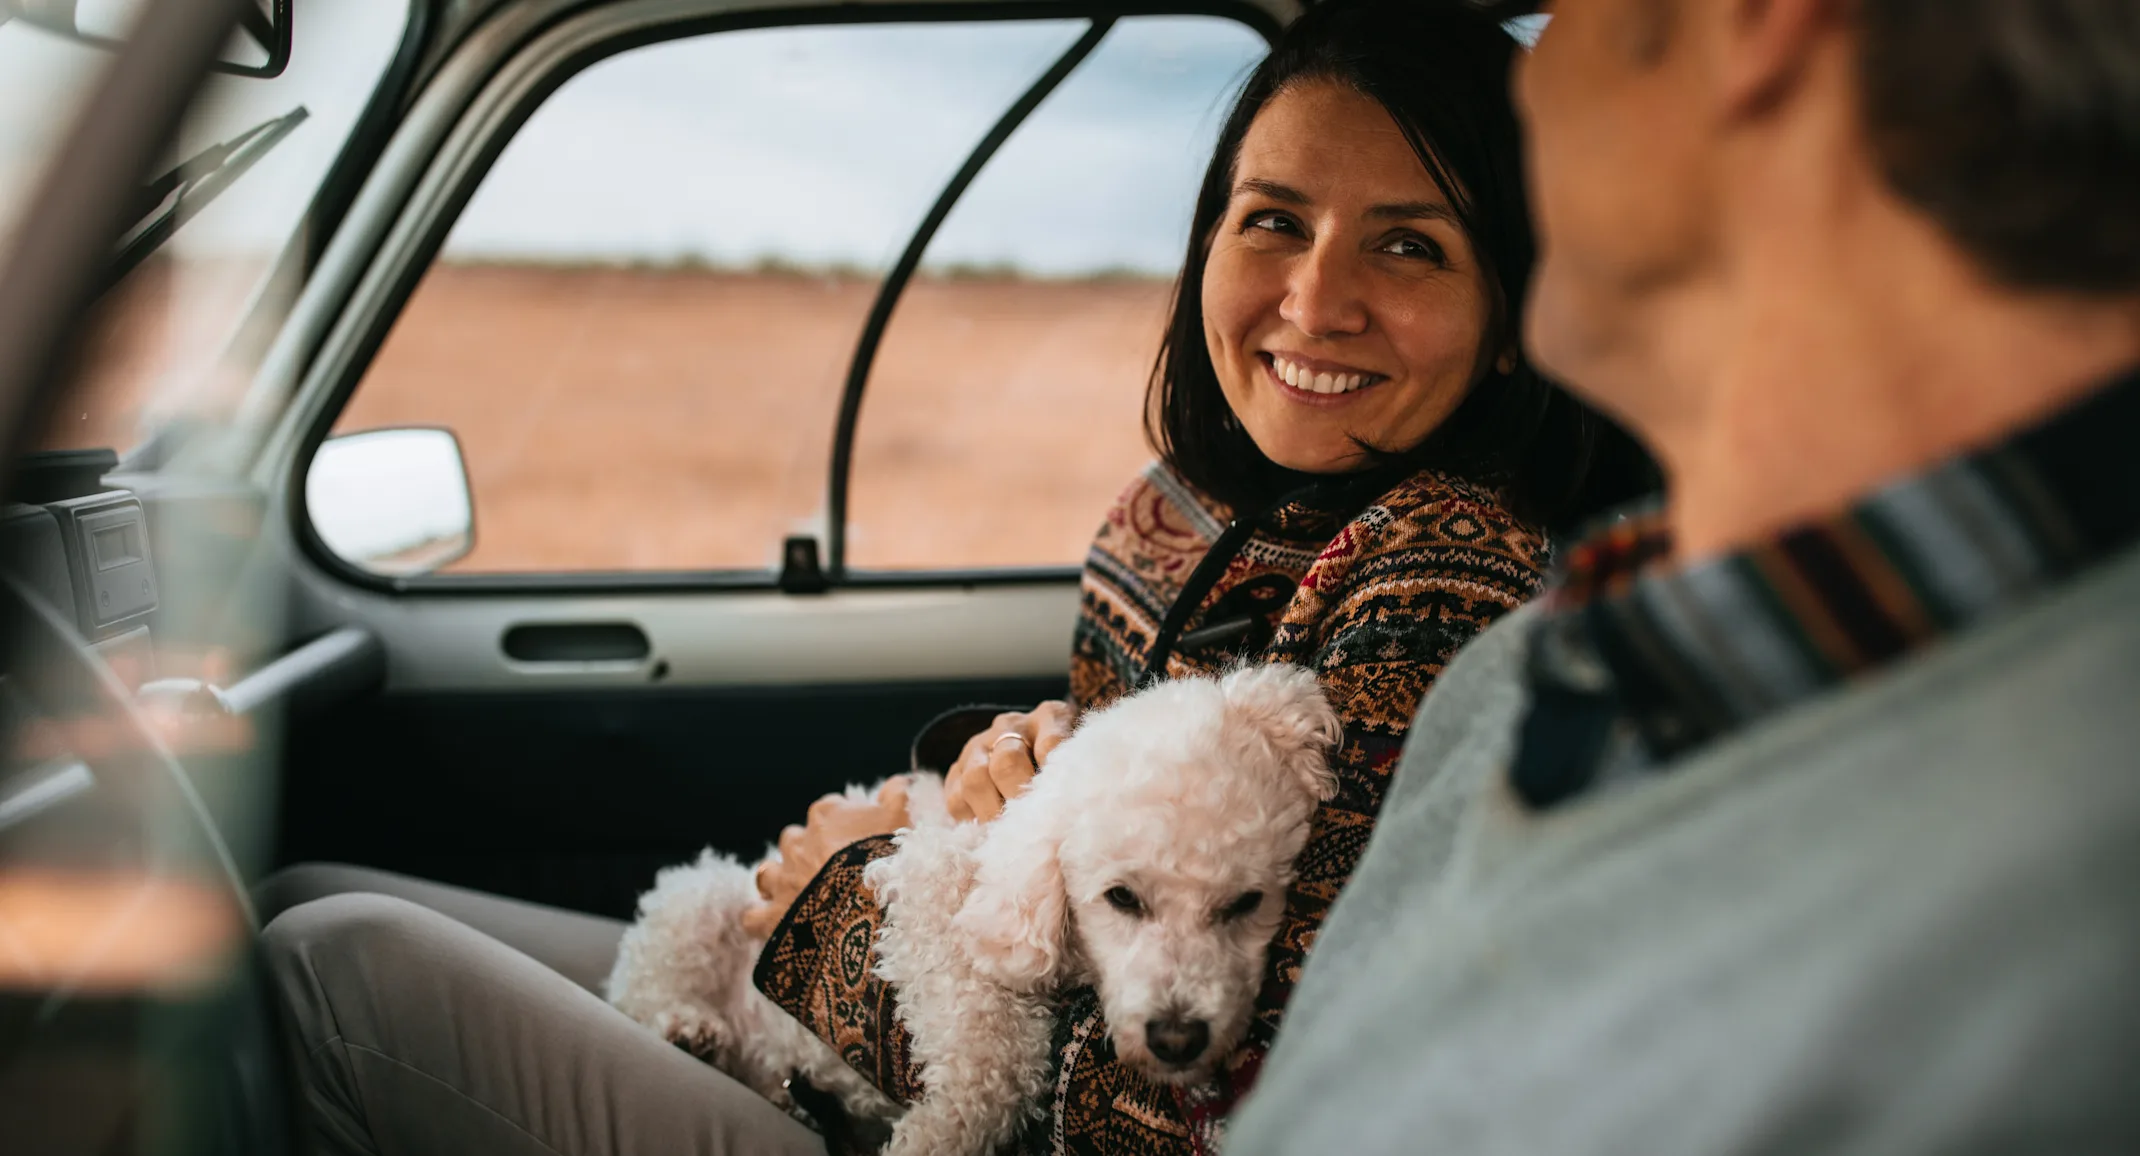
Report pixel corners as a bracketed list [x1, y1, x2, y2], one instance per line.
[102, 105, 310, 295]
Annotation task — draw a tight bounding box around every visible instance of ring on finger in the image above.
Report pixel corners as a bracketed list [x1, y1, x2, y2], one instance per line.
[991, 732, 1029, 752]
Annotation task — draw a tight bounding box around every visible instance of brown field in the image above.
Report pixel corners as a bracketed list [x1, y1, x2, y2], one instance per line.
[64, 262, 1176, 573]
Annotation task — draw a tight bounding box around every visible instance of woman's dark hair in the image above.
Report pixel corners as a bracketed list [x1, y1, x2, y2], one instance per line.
[1146, 0, 1654, 532]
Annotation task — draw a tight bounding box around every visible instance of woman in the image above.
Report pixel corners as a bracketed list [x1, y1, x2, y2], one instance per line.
[746, 5, 1647, 1153]
[261, 3, 1650, 1154]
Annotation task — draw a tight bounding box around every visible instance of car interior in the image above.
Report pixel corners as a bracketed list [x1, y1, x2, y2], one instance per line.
[0, 1, 1287, 1149]
[0, 0, 1628, 1150]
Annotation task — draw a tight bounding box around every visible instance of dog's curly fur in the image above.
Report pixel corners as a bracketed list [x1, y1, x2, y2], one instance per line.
[606, 665, 1340, 1156]
[602, 828, 902, 1128]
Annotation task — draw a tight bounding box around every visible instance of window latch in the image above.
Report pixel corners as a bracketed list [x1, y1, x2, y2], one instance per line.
[779, 535, 829, 594]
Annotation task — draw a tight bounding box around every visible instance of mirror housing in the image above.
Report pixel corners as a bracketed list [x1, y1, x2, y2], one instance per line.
[4, 0, 293, 78]
[307, 428, 475, 578]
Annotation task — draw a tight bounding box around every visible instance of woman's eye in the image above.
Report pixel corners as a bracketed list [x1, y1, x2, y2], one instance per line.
[1218, 891, 1265, 922]
[1104, 886, 1145, 916]
[1243, 210, 1303, 238]
[1382, 233, 1448, 264]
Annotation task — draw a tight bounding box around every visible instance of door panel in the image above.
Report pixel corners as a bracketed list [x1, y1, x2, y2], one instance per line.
[279, 673, 1065, 917]
[276, 559, 1078, 913]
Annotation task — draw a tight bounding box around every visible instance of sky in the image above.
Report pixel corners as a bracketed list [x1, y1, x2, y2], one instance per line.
[2, 4, 1267, 280]
[440, 17, 1268, 277]
[3, 5, 1540, 280]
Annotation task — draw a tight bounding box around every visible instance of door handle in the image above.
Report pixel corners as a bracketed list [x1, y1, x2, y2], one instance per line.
[501, 622, 650, 663]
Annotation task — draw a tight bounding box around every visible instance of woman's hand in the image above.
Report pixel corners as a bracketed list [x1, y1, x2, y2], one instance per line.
[741, 777, 911, 938]
[944, 700, 1073, 823]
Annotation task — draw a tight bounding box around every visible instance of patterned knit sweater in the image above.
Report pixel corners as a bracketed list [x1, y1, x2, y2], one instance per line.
[757, 461, 1549, 1155]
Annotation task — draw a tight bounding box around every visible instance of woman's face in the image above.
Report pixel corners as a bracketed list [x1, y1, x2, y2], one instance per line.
[1202, 80, 1497, 475]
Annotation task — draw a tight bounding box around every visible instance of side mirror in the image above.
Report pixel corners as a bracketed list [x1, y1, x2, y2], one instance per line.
[307, 428, 474, 578]
[4, 0, 293, 78]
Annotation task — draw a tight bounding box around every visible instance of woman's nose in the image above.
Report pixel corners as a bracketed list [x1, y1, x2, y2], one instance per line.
[1279, 242, 1369, 339]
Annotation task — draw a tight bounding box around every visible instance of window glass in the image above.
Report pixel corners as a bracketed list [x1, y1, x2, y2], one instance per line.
[14, 0, 413, 452]
[0, 24, 102, 249]
[846, 16, 1266, 570]
[329, 21, 1089, 573]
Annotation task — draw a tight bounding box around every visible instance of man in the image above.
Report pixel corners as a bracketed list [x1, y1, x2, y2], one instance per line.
[1230, 1, 2140, 1152]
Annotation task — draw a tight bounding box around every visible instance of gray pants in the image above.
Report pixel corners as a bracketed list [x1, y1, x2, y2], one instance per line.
[259, 864, 826, 1156]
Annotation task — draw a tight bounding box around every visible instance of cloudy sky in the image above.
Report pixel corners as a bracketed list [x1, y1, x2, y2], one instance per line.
[4, 3, 1267, 279]
[441, 16, 1269, 277]
[4, 4, 1539, 279]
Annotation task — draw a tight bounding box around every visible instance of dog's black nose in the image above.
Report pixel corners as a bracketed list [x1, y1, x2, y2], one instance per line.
[1145, 1017, 1211, 1066]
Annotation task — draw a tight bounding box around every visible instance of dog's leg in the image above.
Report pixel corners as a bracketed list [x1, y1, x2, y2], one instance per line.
[878, 980, 1055, 1156]
[606, 849, 898, 1123]
[871, 821, 1059, 1156]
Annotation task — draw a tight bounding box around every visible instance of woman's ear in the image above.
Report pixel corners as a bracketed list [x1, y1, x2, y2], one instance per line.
[1219, 663, 1342, 802]
[952, 785, 1069, 992]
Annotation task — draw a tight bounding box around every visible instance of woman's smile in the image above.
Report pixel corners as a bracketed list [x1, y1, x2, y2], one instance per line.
[1259, 351, 1387, 401]
[1201, 80, 1494, 475]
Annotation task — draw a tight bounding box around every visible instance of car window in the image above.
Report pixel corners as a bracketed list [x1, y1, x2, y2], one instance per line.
[326, 21, 1095, 574]
[8, 0, 412, 453]
[0, 22, 104, 248]
[844, 16, 1265, 571]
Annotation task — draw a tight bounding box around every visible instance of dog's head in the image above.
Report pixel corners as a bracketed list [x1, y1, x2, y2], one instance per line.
[952, 664, 1340, 1083]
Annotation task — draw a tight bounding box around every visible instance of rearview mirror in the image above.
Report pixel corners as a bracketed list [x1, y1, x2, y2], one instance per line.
[307, 428, 474, 578]
[4, 0, 293, 77]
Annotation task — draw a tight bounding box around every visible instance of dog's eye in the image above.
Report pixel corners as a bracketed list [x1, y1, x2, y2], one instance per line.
[1103, 886, 1144, 916]
[1218, 891, 1266, 922]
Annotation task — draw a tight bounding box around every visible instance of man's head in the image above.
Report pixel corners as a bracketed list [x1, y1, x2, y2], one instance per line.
[1509, 0, 2140, 449]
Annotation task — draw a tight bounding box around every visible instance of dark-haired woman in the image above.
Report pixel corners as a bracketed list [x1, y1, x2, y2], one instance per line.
[755, 2, 1649, 1152]
[259, 3, 1650, 1154]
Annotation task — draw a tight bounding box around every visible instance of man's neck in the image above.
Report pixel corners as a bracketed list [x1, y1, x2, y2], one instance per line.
[1651, 143, 2140, 562]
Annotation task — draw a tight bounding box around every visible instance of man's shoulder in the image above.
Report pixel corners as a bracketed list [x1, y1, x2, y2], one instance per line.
[1237, 547, 2140, 1156]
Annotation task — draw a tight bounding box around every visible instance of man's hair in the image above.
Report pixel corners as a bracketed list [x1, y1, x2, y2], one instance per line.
[1858, 0, 2140, 292]
[1473, 0, 2140, 292]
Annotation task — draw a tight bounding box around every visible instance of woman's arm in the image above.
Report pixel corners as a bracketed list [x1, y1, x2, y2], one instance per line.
[740, 779, 912, 938]
[746, 701, 1072, 1102]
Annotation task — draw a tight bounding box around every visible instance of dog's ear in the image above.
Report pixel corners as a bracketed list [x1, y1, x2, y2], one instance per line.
[952, 783, 1069, 993]
[1220, 664, 1342, 802]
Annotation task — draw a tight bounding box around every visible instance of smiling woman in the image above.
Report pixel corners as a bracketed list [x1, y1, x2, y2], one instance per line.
[749, 3, 1654, 1153]
[1202, 82, 1495, 475]
[1150, 0, 1608, 525]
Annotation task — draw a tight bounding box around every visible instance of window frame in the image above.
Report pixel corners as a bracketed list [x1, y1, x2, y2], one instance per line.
[288, 0, 1281, 596]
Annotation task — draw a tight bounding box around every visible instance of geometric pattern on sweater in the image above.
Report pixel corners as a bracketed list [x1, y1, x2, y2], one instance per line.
[757, 461, 1549, 1156]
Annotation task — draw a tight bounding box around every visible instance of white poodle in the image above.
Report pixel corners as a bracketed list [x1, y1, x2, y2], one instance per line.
[606, 664, 1341, 1155]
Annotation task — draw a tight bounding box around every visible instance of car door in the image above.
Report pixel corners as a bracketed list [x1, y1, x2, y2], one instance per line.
[246, 0, 1285, 915]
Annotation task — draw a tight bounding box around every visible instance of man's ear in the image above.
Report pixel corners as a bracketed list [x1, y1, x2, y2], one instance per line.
[1720, 0, 1845, 117]
[1219, 664, 1341, 802]
[953, 786, 1068, 992]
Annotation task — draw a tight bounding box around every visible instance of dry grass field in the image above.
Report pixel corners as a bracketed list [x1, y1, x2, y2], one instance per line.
[62, 261, 1177, 573]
